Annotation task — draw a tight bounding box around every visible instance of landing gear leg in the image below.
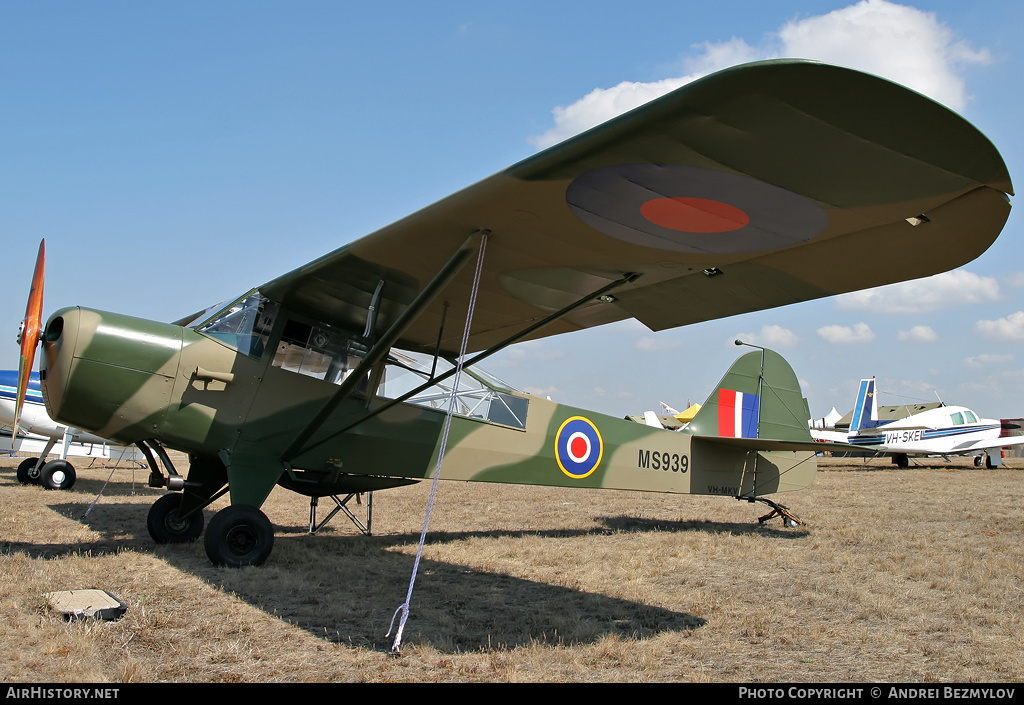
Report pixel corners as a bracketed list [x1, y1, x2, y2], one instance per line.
[16, 437, 60, 486]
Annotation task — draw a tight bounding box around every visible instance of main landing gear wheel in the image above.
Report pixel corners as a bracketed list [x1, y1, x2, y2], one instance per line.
[40, 459, 76, 490]
[204, 505, 274, 567]
[17, 457, 41, 484]
[147, 493, 204, 543]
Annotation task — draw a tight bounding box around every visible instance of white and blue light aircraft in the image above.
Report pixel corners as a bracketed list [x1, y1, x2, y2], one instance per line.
[811, 377, 1024, 468]
[1, 370, 141, 489]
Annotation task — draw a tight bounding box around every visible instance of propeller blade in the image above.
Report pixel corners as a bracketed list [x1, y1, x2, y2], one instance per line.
[15, 239, 45, 434]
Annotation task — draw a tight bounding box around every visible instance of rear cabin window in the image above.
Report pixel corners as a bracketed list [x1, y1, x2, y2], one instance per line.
[377, 349, 529, 430]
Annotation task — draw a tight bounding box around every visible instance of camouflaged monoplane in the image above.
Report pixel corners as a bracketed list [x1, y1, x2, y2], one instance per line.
[14, 60, 1013, 567]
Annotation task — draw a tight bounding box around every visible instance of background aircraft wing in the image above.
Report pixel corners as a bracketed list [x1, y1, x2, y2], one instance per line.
[950, 436, 1024, 453]
[260, 59, 1013, 357]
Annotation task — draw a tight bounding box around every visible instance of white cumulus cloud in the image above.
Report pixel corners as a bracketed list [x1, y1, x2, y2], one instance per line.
[818, 322, 876, 344]
[897, 325, 938, 342]
[635, 336, 683, 352]
[529, 0, 990, 148]
[963, 353, 1015, 369]
[735, 324, 799, 349]
[836, 270, 1000, 315]
[530, 77, 693, 150]
[777, 0, 990, 110]
[525, 385, 559, 399]
[976, 311, 1024, 342]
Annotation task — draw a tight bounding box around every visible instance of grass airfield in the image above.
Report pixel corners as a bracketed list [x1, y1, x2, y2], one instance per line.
[1, 453, 1022, 682]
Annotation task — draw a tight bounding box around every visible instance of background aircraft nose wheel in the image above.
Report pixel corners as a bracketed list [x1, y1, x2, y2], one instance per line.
[204, 505, 274, 567]
[39, 459, 76, 490]
[16, 457, 42, 484]
[147, 493, 204, 543]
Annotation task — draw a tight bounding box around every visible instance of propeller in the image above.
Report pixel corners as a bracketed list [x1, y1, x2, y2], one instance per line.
[14, 239, 45, 435]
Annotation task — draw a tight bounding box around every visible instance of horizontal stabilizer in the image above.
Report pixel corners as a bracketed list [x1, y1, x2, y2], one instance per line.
[694, 435, 854, 453]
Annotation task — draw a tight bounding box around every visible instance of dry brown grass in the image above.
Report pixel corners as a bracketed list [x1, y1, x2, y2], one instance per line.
[1, 453, 1022, 682]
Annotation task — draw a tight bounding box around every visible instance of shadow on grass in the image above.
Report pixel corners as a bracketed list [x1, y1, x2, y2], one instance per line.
[223, 532, 708, 651]
[4, 493, 814, 652]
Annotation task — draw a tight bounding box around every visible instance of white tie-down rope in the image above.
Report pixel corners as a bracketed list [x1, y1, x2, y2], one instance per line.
[81, 465, 118, 520]
[388, 232, 488, 654]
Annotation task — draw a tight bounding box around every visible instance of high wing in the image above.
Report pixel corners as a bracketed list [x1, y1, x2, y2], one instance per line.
[260, 59, 1013, 357]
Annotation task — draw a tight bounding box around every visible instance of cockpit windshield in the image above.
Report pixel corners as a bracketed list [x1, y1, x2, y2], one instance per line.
[193, 290, 279, 359]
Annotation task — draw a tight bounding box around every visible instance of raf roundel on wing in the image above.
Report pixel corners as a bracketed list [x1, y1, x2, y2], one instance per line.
[565, 164, 829, 254]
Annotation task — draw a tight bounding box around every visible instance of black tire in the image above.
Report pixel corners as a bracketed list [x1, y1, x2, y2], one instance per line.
[17, 457, 42, 484]
[147, 493, 204, 543]
[40, 460, 76, 490]
[204, 505, 274, 567]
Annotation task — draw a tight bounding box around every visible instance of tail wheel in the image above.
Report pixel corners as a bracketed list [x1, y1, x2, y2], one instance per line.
[16, 457, 42, 484]
[40, 459, 76, 490]
[204, 505, 274, 567]
[147, 493, 204, 543]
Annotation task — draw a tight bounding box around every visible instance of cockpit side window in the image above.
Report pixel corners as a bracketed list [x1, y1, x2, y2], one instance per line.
[271, 318, 369, 387]
[951, 412, 965, 425]
[194, 291, 279, 359]
[965, 411, 978, 423]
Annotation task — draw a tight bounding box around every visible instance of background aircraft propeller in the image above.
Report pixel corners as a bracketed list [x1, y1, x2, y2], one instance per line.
[15, 239, 44, 435]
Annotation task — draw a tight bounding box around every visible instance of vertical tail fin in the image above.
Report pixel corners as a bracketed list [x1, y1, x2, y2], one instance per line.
[686, 347, 811, 442]
[848, 377, 878, 432]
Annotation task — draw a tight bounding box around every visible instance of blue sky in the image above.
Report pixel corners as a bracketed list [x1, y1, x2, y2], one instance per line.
[3, 0, 1024, 422]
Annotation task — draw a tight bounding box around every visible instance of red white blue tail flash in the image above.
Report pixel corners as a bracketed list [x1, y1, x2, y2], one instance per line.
[718, 389, 760, 438]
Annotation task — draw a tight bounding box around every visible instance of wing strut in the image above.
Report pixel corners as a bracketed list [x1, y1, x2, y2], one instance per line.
[288, 270, 641, 460]
[281, 232, 486, 463]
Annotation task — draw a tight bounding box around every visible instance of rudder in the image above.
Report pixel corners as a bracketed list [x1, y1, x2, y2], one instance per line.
[849, 377, 878, 432]
[686, 347, 812, 443]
